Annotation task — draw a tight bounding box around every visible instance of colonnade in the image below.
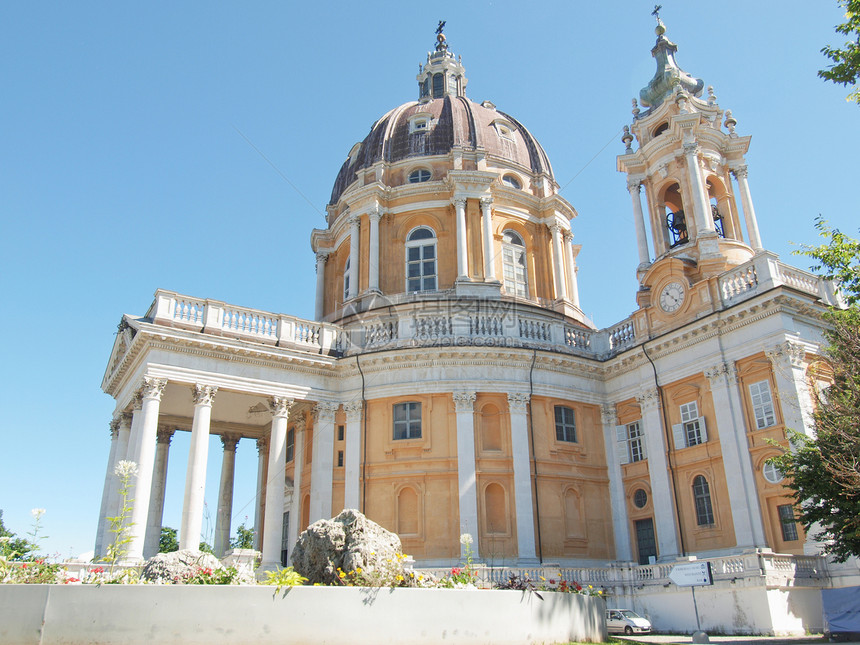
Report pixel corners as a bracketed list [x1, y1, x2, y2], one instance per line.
[312, 196, 582, 320]
[625, 162, 763, 267]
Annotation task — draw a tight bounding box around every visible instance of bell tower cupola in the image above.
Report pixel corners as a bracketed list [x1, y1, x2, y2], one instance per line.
[618, 8, 765, 296]
[417, 21, 468, 101]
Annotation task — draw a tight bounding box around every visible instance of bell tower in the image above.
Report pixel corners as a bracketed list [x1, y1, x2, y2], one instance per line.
[617, 9, 765, 323]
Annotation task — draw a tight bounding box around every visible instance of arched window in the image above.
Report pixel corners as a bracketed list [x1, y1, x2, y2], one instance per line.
[664, 183, 687, 248]
[710, 196, 726, 238]
[432, 73, 444, 98]
[692, 475, 714, 526]
[502, 230, 528, 298]
[406, 227, 437, 292]
[343, 257, 351, 301]
[408, 168, 431, 183]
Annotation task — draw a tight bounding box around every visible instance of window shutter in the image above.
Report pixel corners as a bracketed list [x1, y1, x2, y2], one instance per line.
[615, 425, 629, 465]
[615, 425, 627, 442]
[672, 423, 685, 449]
[640, 436, 647, 460]
[698, 417, 708, 443]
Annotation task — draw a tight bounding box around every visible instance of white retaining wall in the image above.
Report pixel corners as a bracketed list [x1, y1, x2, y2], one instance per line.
[0, 584, 605, 645]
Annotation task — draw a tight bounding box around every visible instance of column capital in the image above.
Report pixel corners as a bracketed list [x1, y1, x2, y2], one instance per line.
[269, 396, 294, 419]
[600, 403, 618, 426]
[192, 384, 218, 406]
[452, 196, 467, 209]
[636, 387, 660, 412]
[731, 164, 749, 180]
[315, 249, 330, 263]
[344, 401, 363, 423]
[293, 415, 307, 433]
[256, 436, 268, 455]
[141, 376, 167, 401]
[682, 141, 699, 156]
[479, 196, 493, 209]
[348, 214, 361, 228]
[766, 341, 806, 369]
[547, 222, 562, 235]
[220, 433, 240, 452]
[705, 361, 738, 387]
[626, 178, 642, 193]
[507, 392, 530, 413]
[109, 418, 120, 438]
[368, 207, 383, 223]
[453, 391, 477, 413]
[313, 401, 339, 424]
[562, 229, 575, 243]
[156, 425, 175, 444]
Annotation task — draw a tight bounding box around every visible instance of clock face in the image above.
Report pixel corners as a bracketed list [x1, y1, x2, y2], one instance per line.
[659, 281, 686, 313]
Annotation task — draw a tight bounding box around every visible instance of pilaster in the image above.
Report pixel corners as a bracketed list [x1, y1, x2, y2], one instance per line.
[343, 401, 363, 510]
[310, 401, 338, 524]
[601, 404, 633, 561]
[453, 391, 479, 556]
[507, 392, 537, 564]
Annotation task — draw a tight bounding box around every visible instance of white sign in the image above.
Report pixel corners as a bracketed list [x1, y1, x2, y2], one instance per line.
[668, 561, 713, 587]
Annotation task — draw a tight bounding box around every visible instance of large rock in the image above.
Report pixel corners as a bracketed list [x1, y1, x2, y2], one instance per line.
[140, 549, 225, 584]
[291, 509, 402, 585]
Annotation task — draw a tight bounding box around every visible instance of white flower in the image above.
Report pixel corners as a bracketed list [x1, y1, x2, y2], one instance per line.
[31, 508, 46, 520]
[114, 460, 139, 479]
[459, 533, 473, 546]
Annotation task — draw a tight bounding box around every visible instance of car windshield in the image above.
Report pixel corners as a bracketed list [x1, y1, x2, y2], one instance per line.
[620, 610, 643, 619]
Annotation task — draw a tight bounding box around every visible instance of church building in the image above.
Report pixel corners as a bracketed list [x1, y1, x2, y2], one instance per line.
[96, 17, 841, 583]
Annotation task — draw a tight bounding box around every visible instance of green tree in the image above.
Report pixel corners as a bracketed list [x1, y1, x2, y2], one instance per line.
[159, 526, 179, 553]
[230, 521, 255, 550]
[820, 0, 860, 105]
[770, 220, 860, 561]
[0, 510, 34, 560]
[198, 541, 214, 554]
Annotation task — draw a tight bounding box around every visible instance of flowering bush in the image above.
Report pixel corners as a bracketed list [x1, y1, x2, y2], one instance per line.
[335, 552, 435, 588]
[183, 565, 243, 585]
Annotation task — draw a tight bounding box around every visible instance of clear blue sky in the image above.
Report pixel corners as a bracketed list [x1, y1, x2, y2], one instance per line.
[1, 1, 856, 559]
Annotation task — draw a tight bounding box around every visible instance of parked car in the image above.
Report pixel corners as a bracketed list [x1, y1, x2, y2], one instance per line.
[606, 609, 652, 635]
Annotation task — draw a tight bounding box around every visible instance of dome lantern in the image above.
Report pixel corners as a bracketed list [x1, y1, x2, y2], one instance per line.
[417, 21, 468, 102]
[639, 9, 704, 109]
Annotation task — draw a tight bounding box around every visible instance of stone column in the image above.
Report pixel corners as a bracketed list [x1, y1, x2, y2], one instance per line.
[127, 376, 167, 562]
[454, 391, 480, 556]
[549, 223, 568, 301]
[180, 384, 217, 550]
[766, 341, 815, 438]
[253, 437, 268, 551]
[627, 179, 651, 268]
[347, 215, 360, 299]
[704, 362, 767, 548]
[94, 418, 121, 558]
[288, 417, 306, 558]
[126, 393, 144, 466]
[343, 401, 363, 510]
[101, 412, 133, 556]
[637, 387, 680, 559]
[314, 251, 329, 321]
[507, 392, 537, 563]
[454, 197, 468, 279]
[732, 165, 763, 251]
[563, 231, 580, 309]
[601, 404, 633, 561]
[144, 426, 174, 558]
[683, 142, 714, 236]
[310, 402, 338, 524]
[261, 396, 292, 571]
[368, 206, 382, 293]
[480, 197, 496, 281]
[214, 434, 240, 557]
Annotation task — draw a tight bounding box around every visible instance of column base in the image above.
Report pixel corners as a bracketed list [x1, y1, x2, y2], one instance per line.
[454, 279, 502, 299]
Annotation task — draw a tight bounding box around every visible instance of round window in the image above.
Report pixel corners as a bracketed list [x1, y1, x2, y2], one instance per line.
[633, 488, 648, 509]
[763, 462, 784, 484]
[502, 174, 522, 190]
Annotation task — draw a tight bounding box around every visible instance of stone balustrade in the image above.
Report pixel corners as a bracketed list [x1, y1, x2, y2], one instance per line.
[719, 251, 840, 307]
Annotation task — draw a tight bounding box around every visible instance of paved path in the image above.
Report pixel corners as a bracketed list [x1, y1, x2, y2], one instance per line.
[618, 635, 857, 645]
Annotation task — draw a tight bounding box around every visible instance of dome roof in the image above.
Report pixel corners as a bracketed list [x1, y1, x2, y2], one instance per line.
[329, 30, 554, 206]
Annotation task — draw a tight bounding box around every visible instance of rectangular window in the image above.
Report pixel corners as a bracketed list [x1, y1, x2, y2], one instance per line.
[337, 425, 345, 441]
[554, 405, 576, 442]
[337, 450, 344, 468]
[286, 428, 295, 462]
[393, 402, 422, 440]
[778, 504, 799, 541]
[679, 401, 704, 447]
[627, 421, 645, 462]
[749, 380, 776, 429]
[280, 511, 290, 567]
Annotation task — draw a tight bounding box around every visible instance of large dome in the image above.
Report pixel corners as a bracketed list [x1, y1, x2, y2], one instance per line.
[330, 97, 554, 205]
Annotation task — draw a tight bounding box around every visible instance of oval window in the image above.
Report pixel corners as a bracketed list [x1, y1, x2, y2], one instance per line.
[408, 169, 431, 183]
[633, 488, 648, 509]
[502, 174, 522, 190]
[763, 462, 784, 484]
